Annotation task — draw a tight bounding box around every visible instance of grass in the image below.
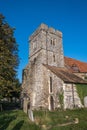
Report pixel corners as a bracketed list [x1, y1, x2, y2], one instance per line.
[0, 109, 87, 130]
[0, 110, 40, 130]
[34, 109, 87, 130]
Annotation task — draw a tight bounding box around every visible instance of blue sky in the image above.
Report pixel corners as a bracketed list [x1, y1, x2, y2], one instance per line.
[0, 0, 87, 82]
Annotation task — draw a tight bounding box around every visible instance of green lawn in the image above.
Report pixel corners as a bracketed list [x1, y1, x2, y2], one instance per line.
[0, 110, 40, 130]
[0, 109, 87, 130]
[34, 109, 87, 130]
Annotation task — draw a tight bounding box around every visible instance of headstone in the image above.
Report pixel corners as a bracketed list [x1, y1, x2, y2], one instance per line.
[28, 109, 34, 122]
[84, 96, 87, 108]
[74, 118, 79, 124]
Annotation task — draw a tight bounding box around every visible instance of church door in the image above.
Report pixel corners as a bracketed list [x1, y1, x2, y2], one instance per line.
[27, 102, 30, 113]
[50, 96, 54, 110]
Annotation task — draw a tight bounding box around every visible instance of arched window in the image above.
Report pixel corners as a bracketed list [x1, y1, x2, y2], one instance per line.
[50, 77, 52, 92]
[53, 38, 56, 46]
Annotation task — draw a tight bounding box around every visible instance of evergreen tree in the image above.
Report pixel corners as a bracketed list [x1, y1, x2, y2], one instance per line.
[0, 14, 19, 100]
[10, 79, 21, 101]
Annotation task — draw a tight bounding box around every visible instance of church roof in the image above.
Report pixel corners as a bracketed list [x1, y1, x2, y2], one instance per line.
[64, 57, 87, 73]
[43, 64, 87, 84]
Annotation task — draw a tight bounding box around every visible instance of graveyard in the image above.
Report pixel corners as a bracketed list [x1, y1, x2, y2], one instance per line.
[0, 108, 87, 130]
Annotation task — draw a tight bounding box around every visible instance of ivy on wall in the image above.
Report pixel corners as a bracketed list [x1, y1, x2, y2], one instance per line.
[85, 76, 87, 80]
[59, 92, 63, 109]
[76, 84, 87, 105]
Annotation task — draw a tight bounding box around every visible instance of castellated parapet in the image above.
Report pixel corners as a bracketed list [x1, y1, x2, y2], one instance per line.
[29, 23, 62, 41]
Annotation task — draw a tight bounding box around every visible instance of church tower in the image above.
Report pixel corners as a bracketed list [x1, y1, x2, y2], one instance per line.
[29, 23, 64, 67]
[22, 23, 64, 111]
[28, 23, 64, 109]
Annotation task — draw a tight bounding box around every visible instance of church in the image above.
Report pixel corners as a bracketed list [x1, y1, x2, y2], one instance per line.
[21, 23, 87, 113]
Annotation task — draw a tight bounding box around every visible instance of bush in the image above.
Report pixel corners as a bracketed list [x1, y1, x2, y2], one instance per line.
[0, 101, 20, 111]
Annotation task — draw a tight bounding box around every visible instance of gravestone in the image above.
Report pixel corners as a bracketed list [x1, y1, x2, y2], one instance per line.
[28, 109, 34, 122]
[84, 96, 87, 107]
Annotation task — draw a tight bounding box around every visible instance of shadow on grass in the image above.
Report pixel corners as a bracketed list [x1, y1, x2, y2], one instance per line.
[12, 120, 24, 130]
[0, 116, 16, 130]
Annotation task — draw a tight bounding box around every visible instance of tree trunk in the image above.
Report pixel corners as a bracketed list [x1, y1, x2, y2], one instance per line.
[0, 104, 3, 111]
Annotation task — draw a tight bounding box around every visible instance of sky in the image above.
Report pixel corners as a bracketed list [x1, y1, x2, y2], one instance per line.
[0, 0, 87, 82]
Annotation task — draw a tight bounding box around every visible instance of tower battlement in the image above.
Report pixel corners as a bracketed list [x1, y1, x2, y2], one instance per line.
[30, 23, 62, 41]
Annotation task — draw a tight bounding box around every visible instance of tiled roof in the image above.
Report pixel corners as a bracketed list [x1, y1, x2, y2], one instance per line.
[64, 57, 87, 73]
[43, 64, 87, 84]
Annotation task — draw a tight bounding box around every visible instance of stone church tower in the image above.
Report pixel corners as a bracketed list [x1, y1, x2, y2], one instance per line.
[29, 23, 64, 67]
[22, 24, 64, 112]
[22, 23, 85, 113]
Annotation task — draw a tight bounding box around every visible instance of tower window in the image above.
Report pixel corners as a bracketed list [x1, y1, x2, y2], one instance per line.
[51, 39, 53, 45]
[33, 41, 37, 50]
[53, 39, 56, 46]
[53, 55, 55, 62]
[50, 77, 52, 92]
[50, 38, 56, 46]
[34, 58, 36, 63]
[53, 40, 55, 46]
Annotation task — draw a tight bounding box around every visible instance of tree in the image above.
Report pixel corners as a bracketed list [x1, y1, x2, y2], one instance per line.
[0, 14, 19, 100]
[10, 79, 21, 101]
